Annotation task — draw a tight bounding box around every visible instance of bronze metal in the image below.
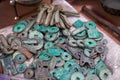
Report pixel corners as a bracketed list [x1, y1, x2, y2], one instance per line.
[82, 6, 120, 37]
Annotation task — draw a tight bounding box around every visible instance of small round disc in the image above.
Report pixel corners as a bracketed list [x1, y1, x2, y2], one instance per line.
[85, 21, 96, 29]
[99, 68, 112, 80]
[14, 54, 26, 64]
[71, 72, 85, 80]
[17, 64, 27, 73]
[84, 39, 97, 48]
[24, 68, 34, 79]
[61, 52, 72, 61]
[13, 24, 25, 33]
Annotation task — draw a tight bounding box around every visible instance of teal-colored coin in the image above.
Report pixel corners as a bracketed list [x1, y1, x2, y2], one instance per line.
[48, 46, 62, 56]
[60, 68, 72, 80]
[71, 72, 85, 80]
[64, 60, 77, 69]
[39, 25, 47, 32]
[99, 68, 112, 80]
[50, 69, 57, 78]
[73, 20, 83, 28]
[62, 29, 71, 36]
[86, 74, 100, 80]
[85, 21, 96, 29]
[74, 34, 87, 40]
[56, 57, 65, 67]
[95, 60, 107, 69]
[70, 64, 85, 73]
[17, 64, 27, 73]
[87, 69, 97, 75]
[68, 39, 77, 47]
[39, 50, 51, 61]
[47, 26, 59, 33]
[84, 39, 97, 48]
[95, 60, 107, 75]
[61, 52, 72, 61]
[33, 24, 40, 31]
[72, 27, 86, 36]
[54, 68, 65, 79]
[95, 32, 103, 41]
[29, 62, 37, 70]
[17, 20, 28, 26]
[44, 42, 54, 49]
[45, 32, 59, 41]
[29, 30, 43, 39]
[13, 24, 26, 33]
[87, 29, 101, 39]
[14, 54, 26, 64]
[75, 30, 86, 37]
[54, 37, 66, 44]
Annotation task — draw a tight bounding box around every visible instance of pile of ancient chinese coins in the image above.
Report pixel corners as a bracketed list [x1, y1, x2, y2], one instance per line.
[36, 3, 79, 29]
[0, 19, 112, 80]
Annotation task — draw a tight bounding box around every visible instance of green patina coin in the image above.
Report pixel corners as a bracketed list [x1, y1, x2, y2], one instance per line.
[85, 21, 96, 29]
[39, 50, 51, 61]
[29, 30, 43, 39]
[54, 37, 66, 44]
[61, 52, 72, 61]
[68, 39, 77, 47]
[39, 25, 48, 32]
[99, 68, 112, 80]
[17, 64, 27, 73]
[87, 69, 97, 75]
[77, 40, 85, 47]
[47, 26, 59, 33]
[95, 60, 107, 75]
[73, 20, 83, 28]
[84, 39, 97, 48]
[48, 46, 63, 56]
[54, 68, 65, 79]
[44, 42, 54, 49]
[13, 24, 26, 33]
[87, 29, 100, 39]
[45, 32, 59, 41]
[64, 60, 77, 69]
[14, 54, 26, 64]
[33, 24, 40, 31]
[71, 72, 85, 80]
[75, 30, 86, 37]
[95, 32, 103, 41]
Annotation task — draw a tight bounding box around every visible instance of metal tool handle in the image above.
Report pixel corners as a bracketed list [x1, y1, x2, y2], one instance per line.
[10, 0, 19, 20]
[82, 6, 120, 36]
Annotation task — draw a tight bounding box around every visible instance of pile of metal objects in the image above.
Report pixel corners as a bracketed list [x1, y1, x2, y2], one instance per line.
[0, 3, 112, 80]
[36, 3, 79, 28]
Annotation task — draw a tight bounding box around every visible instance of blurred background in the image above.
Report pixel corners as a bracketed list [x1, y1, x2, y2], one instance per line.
[0, 0, 120, 29]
